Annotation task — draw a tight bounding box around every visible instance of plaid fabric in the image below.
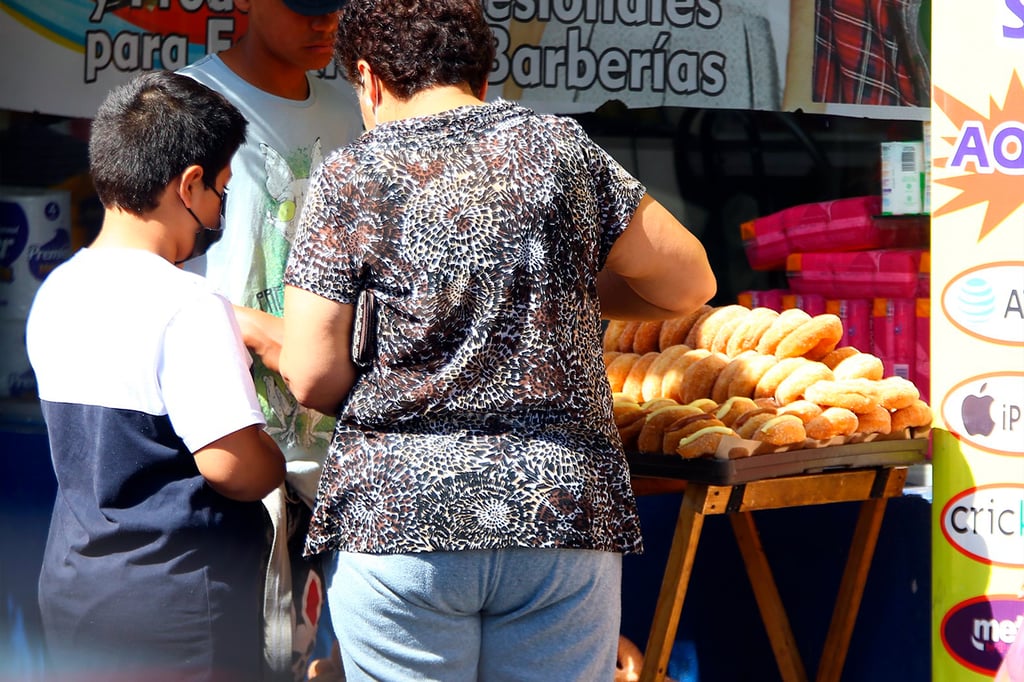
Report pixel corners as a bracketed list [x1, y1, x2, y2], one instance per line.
[813, 0, 928, 106]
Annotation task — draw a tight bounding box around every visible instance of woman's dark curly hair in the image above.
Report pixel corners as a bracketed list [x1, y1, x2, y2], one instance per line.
[335, 0, 495, 100]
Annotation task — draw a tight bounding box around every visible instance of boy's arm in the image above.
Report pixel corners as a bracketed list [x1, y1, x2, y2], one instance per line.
[599, 194, 716, 320]
[233, 305, 283, 373]
[194, 426, 286, 501]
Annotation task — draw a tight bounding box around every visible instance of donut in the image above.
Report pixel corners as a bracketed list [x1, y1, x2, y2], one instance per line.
[603, 351, 621, 366]
[726, 306, 780, 357]
[637, 404, 705, 453]
[805, 406, 859, 440]
[606, 352, 641, 393]
[620, 351, 662, 402]
[710, 307, 752, 354]
[803, 378, 879, 413]
[632, 320, 664, 354]
[734, 407, 779, 439]
[756, 308, 812, 355]
[639, 398, 680, 414]
[663, 412, 726, 454]
[832, 352, 885, 381]
[659, 304, 713, 351]
[640, 344, 692, 402]
[711, 351, 759, 404]
[681, 352, 731, 404]
[616, 635, 644, 682]
[715, 396, 760, 427]
[754, 357, 811, 400]
[891, 399, 933, 432]
[613, 398, 647, 448]
[751, 414, 807, 446]
[776, 399, 824, 424]
[821, 346, 861, 370]
[774, 313, 843, 360]
[687, 398, 720, 413]
[676, 425, 737, 459]
[603, 320, 628, 352]
[774, 361, 835, 406]
[660, 348, 713, 403]
[855, 403, 892, 435]
[687, 305, 749, 350]
[616, 321, 643, 353]
[876, 376, 921, 410]
[727, 353, 779, 399]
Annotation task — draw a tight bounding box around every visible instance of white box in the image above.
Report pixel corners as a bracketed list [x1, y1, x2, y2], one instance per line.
[881, 141, 925, 215]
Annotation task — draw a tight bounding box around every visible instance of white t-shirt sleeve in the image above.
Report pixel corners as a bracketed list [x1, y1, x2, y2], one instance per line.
[160, 290, 266, 452]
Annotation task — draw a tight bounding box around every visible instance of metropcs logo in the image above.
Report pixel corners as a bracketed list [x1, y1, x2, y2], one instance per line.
[941, 484, 1024, 567]
[933, 70, 1024, 241]
[942, 595, 1024, 676]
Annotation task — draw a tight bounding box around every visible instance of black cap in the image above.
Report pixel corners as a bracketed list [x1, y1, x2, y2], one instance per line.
[282, 0, 345, 16]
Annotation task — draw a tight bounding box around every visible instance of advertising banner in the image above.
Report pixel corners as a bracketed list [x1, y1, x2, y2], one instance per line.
[1, 0, 930, 120]
[930, 2, 1024, 680]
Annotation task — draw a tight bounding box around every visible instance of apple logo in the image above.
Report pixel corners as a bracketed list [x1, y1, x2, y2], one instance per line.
[961, 383, 996, 437]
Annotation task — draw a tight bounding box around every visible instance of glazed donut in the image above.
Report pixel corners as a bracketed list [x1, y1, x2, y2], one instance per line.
[606, 352, 641, 393]
[613, 397, 647, 449]
[639, 397, 680, 414]
[687, 305, 750, 350]
[876, 376, 921, 410]
[603, 351, 621, 366]
[754, 357, 811, 400]
[632, 320, 664, 354]
[776, 399, 824, 424]
[663, 412, 726, 454]
[756, 308, 812, 355]
[603, 320, 628, 352]
[658, 304, 713, 351]
[821, 346, 861, 370]
[855, 403, 892, 435]
[805, 406, 859, 440]
[716, 396, 760, 426]
[734, 407, 779, 439]
[891, 399, 933, 432]
[774, 314, 844, 360]
[751, 414, 808, 446]
[676, 425, 737, 459]
[726, 307, 780, 357]
[687, 397, 720, 413]
[640, 344, 692, 402]
[681, 352, 731, 404]
[660, 348, 713, 403]
[616, 635, 644, 682]
[710, 307, 752, 354]
[832, 352, 884, 381]
[620, 351, 662, 403]
[637, 404, 705, 453]
[615, 321, 643, 353]
[711, 351, 759, 404]
[774, 361, 835, 406]
[727, 353, 779, 399]
[803, 378, 879, 414]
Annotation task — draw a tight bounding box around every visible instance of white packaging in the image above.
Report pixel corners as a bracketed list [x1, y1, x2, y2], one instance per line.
[881, 142, 925, 215]
[922, 121, 932, 214]
[0, 186, 73, 320]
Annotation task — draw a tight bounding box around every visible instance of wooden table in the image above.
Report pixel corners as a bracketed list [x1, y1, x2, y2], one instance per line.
[632, 466, 909, 682]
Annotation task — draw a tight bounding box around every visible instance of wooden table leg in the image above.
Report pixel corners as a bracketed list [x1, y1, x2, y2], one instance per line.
[639, 488, 708, 682]
[814, 497, 890, 682]
[730, 512, 809, 682]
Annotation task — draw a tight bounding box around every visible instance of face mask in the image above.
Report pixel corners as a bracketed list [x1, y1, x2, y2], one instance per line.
[176, 187, 226, 264]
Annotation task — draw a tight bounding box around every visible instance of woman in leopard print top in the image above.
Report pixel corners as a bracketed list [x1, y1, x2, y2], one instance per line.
[278, 0, 716, 679]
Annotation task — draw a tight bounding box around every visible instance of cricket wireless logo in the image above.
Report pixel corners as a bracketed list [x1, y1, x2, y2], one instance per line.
[941, 484, 1024, 567]
[941, 372, 1024, 456]
[941, 594, 1024, 676]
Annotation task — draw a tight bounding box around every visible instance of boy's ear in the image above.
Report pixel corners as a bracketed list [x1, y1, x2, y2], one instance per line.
[177, 165, 205, 207]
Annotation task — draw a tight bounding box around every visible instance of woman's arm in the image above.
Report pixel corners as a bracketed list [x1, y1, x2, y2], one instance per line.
[279, 285, 359, 415]
[600, 194, 716, 320]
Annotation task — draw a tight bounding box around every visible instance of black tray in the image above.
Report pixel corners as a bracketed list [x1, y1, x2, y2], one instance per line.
[627, 438, 928, 485]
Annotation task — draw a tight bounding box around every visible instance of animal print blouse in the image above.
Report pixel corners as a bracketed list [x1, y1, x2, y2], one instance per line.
[286, 99, 646, 557]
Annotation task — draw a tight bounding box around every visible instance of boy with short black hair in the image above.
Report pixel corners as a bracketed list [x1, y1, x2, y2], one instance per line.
[27, 70, 286, 680]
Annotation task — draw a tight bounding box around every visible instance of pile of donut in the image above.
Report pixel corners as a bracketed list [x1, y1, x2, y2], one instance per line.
[605, 304, 933, 460]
